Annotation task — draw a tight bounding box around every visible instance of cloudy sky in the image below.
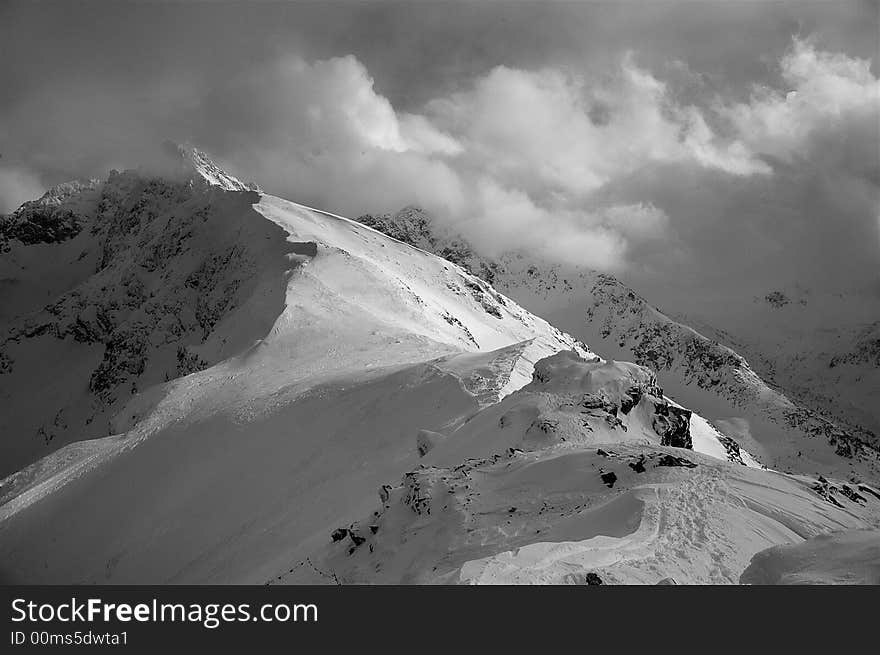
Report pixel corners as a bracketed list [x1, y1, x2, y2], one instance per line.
[1, 0, 878, 311]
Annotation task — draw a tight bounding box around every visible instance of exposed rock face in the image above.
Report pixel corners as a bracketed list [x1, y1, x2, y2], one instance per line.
[586, 275, 766, 395]
[810, 476, 872, 508]
[652, 402, 692, 449]
[656, 454, 697, 468]
[165, 142, 262, 193]
[356, 207, 438, 252]
[0, 180, 101, 251]
[1, 204, 84, 249]
[0, 156, 292, 474]
[584, 572, 604, 585]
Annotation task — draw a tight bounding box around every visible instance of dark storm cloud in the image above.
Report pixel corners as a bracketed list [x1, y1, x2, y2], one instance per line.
[1, 1, 877, 304]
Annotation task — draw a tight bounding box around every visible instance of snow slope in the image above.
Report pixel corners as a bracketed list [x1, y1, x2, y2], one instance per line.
[356, 208, 880, 482]
[0, 149, 594, 583]
[276, 352, 880, 585]
[740, 528, 880, 584]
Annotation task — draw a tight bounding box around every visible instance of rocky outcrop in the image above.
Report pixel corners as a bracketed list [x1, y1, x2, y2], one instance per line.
[0, 180, 101, 251]
[584, 572, 604, 585]
[811, 475, 872, 508]
[3, 176, 262, 394]
[652, 402, 692, 449]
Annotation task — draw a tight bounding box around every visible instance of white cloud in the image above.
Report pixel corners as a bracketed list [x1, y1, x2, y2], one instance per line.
[203, 40, 875, 272]
[719, 37, 880, 163]
[9, 36, 870, 276]
[460, 178, 628, 269]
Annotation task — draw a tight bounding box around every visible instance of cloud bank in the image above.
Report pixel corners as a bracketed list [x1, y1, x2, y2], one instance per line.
[178, 37, 874, 282]
[0, 3, 876, 305]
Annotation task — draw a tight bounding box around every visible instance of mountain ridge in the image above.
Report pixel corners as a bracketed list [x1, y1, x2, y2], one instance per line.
[1, 149, 877, 585]
[355, 207, 880, 481]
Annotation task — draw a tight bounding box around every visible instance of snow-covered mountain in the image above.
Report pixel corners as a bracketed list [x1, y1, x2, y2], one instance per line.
[678, 287, 880, 440]
[356, 208, 880, 482]
[0, 151, 877, 585]
[275, 351, 879, 585]
[0, 146, 280, 476]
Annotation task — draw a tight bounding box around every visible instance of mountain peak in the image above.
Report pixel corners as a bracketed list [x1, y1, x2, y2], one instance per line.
[31, 179, 103, 208]
[160, 141, 261, 193]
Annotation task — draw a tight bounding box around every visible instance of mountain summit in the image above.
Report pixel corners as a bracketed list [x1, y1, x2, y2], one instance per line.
[160, 141, 262, 193]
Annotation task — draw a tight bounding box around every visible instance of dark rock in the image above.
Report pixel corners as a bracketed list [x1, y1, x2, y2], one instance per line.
[600, 470, 617, 487]
[175, 345, 209, 377]
[620, 386, 642, 415]
[858, 485, 880, 501]
[1, 206, 84, 247]
[580, 394, 616, 413]
[656, 454, 697, 468]
[628, 457, 646, 473]
[331, 528, 348, 542]
[717, 434, 745, 465]
[840, 485, 866, 504]
[764, 291, 790, 308]
[652, 402, 693, 449]
[584, 572, 604, 585]
[811, 477, 845, 508]
[481, 298, 503, 319]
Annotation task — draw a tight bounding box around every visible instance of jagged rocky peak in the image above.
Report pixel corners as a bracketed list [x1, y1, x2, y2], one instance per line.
[356, 205, 437, 250]
[1, 143, 261, 254]
[30, 179, 104, 208]
[159, 141, 261, 193]
[1, 180, 104, 250]
[0, 147, 283, 473]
